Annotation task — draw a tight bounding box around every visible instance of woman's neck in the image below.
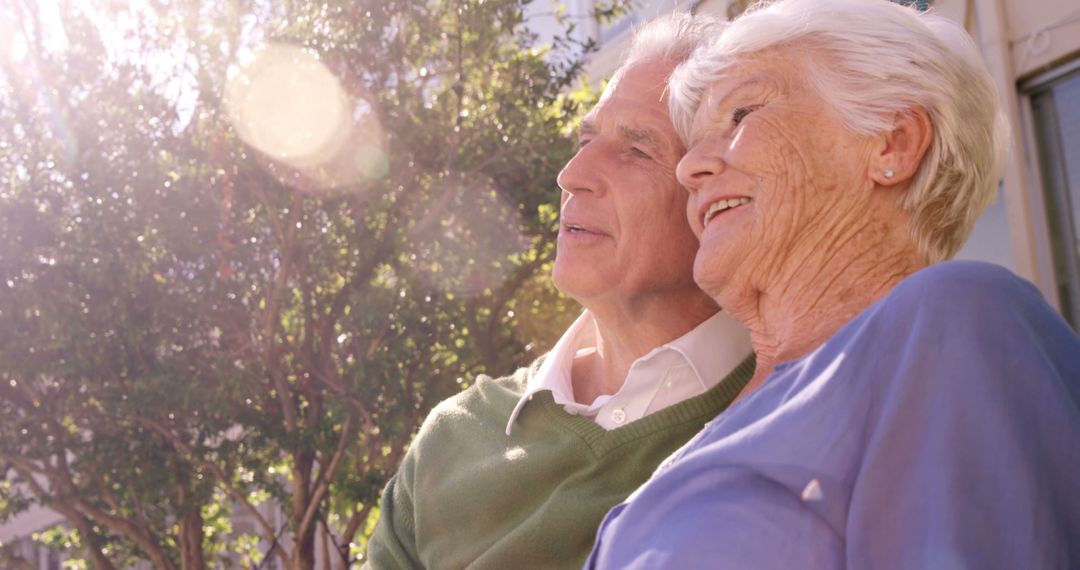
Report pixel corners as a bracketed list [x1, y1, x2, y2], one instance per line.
[729, 214, 927, 393]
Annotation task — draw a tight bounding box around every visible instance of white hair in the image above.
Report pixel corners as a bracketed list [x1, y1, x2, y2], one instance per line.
[669, 0, 1009, 262]
[621, 11, 727, 72]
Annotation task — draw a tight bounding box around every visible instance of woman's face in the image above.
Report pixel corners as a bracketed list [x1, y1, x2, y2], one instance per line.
[676, 50, 877, 301]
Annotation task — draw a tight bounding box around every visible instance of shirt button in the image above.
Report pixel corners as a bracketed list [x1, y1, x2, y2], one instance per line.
[611, 409, 626, 424]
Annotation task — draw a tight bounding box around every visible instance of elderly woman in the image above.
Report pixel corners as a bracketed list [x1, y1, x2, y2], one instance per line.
[584, 0, 1080, 568]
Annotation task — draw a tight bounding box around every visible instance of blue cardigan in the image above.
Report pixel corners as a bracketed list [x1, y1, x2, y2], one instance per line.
[586, 261, 1080, 569]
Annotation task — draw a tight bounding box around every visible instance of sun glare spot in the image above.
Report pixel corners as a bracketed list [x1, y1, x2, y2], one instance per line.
[226, 44, 349, 165]
[2, 17, 27, 62]
[224, 43, 385, 193]
[408, 172, 528, 296]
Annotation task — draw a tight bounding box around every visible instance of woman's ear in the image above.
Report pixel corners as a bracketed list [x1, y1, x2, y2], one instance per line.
[869, 107, 933, 188]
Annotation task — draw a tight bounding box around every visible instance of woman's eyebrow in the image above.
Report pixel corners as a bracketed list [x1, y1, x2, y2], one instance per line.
[689, 76, 772, 143]
[711, 77, 770, 111]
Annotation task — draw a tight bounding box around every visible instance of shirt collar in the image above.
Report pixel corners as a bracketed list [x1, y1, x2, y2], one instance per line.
[658, 309, 752, 392]
[504, 310, 750, 435]
[505, 310, 593, 435]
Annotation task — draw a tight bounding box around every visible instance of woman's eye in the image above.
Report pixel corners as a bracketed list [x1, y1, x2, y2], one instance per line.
[732, 105, 760, 126]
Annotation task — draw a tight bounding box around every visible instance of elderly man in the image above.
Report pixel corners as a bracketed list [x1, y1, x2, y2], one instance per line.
[365, 13, 751, 570]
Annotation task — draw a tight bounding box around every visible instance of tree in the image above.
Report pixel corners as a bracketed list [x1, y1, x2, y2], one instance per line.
[0, 0, 619, 567]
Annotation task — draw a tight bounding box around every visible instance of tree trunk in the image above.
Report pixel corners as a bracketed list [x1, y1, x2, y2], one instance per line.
[178, 508, 206, 570]
[320, 520, 331, 570]
[291, 452, 317, 570]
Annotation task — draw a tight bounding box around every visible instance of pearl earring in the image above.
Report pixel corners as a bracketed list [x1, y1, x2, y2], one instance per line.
[884, 169, 895, 179]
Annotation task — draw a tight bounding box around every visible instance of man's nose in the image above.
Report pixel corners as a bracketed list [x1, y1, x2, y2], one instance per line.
[557, 144, 607, 198]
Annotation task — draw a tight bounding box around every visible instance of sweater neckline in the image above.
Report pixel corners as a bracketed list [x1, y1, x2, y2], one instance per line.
[529, 354, 756, 456]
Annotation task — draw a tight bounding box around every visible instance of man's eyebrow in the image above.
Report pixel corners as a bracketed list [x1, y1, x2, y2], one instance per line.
[618, 125, 664, 153]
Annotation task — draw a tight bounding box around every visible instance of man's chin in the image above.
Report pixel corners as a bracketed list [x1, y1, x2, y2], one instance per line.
[552, 262, 604, 303]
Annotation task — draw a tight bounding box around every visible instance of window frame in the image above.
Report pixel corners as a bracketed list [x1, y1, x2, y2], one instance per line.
[1019, 57, 1080, 327]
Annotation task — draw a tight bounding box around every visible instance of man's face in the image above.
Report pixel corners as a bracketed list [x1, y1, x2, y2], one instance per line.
[552, 59, 702, 307]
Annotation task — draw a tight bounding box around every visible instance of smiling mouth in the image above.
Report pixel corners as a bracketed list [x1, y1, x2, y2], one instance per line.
[704, 197, 752, 225]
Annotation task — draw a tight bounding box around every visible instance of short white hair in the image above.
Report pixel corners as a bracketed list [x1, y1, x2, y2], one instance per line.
[670, 0, 1009, 262]
[621, 11, 727, 72]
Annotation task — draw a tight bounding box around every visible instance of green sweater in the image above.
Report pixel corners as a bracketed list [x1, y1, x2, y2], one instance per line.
[366, 354, 755, 570]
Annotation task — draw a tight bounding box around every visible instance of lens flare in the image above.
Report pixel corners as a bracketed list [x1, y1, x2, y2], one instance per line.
[408, 173, 528, 296]
[0, 10, 78, 166]
[224, 43, 385, 192]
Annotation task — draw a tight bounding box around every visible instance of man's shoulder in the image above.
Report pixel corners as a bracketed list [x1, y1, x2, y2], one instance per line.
[414, 357, 540, 442]
[430, 360, 534, 416]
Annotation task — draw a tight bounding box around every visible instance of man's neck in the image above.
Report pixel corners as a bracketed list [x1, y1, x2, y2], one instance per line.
[571, 292, 718, 405]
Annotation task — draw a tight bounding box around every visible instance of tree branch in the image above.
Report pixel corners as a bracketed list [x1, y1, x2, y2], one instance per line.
[340, 501, 374, 560]
[296, 414, 355, 543]
[6, 455, 173, 570]
[264, 193, 303, 434]
[6, 461, 118, 570]
[134, 417, 292, 568]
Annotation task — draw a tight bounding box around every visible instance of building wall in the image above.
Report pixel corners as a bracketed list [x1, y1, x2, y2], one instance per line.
[0, 505, 65, 570]
[999, 0, 1080, 77]
[0, 505, 63, 545]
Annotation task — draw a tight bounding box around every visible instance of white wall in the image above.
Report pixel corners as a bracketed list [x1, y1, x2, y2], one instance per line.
[0, 504, 63, 543]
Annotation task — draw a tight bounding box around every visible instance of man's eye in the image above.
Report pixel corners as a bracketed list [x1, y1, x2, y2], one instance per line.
[577, 138, 592, 151]
[732, 105, 760, 126]
[630, 147, 652, 159]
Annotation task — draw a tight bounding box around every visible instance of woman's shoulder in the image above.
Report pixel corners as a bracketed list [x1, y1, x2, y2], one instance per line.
[891, 260, 1033, 304]
[812, 259, 1076, 394]
[861, 260, 1079, 391]
[875, 260, 1042, 325]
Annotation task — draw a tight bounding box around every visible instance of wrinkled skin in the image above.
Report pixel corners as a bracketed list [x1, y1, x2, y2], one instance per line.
[677, 47, 923, 381]
[554, 59, 704, 312]
[677, 50, 887, 307]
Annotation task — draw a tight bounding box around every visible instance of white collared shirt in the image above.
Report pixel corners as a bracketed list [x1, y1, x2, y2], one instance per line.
[505, 310, 752, 434]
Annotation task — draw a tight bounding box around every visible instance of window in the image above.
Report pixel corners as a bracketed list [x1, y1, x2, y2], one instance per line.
[1029, 61, 1080, 328]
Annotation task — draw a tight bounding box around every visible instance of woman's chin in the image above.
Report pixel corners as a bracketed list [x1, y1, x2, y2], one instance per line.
[693, 251, 737, 301]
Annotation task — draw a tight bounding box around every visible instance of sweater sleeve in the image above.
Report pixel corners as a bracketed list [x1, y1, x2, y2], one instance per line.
[365, 449, 424, 570]
[846, 262, 1080, 568]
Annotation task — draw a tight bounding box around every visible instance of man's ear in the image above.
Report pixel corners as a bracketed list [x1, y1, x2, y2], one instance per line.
[869, 107, 933, 188]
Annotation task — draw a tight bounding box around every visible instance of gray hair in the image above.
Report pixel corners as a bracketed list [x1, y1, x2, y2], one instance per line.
[669, 0, 1009, 262]
[621, 11, 727, 72]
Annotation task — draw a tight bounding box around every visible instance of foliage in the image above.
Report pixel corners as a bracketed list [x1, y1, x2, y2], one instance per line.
[0, 0, 618, 567]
